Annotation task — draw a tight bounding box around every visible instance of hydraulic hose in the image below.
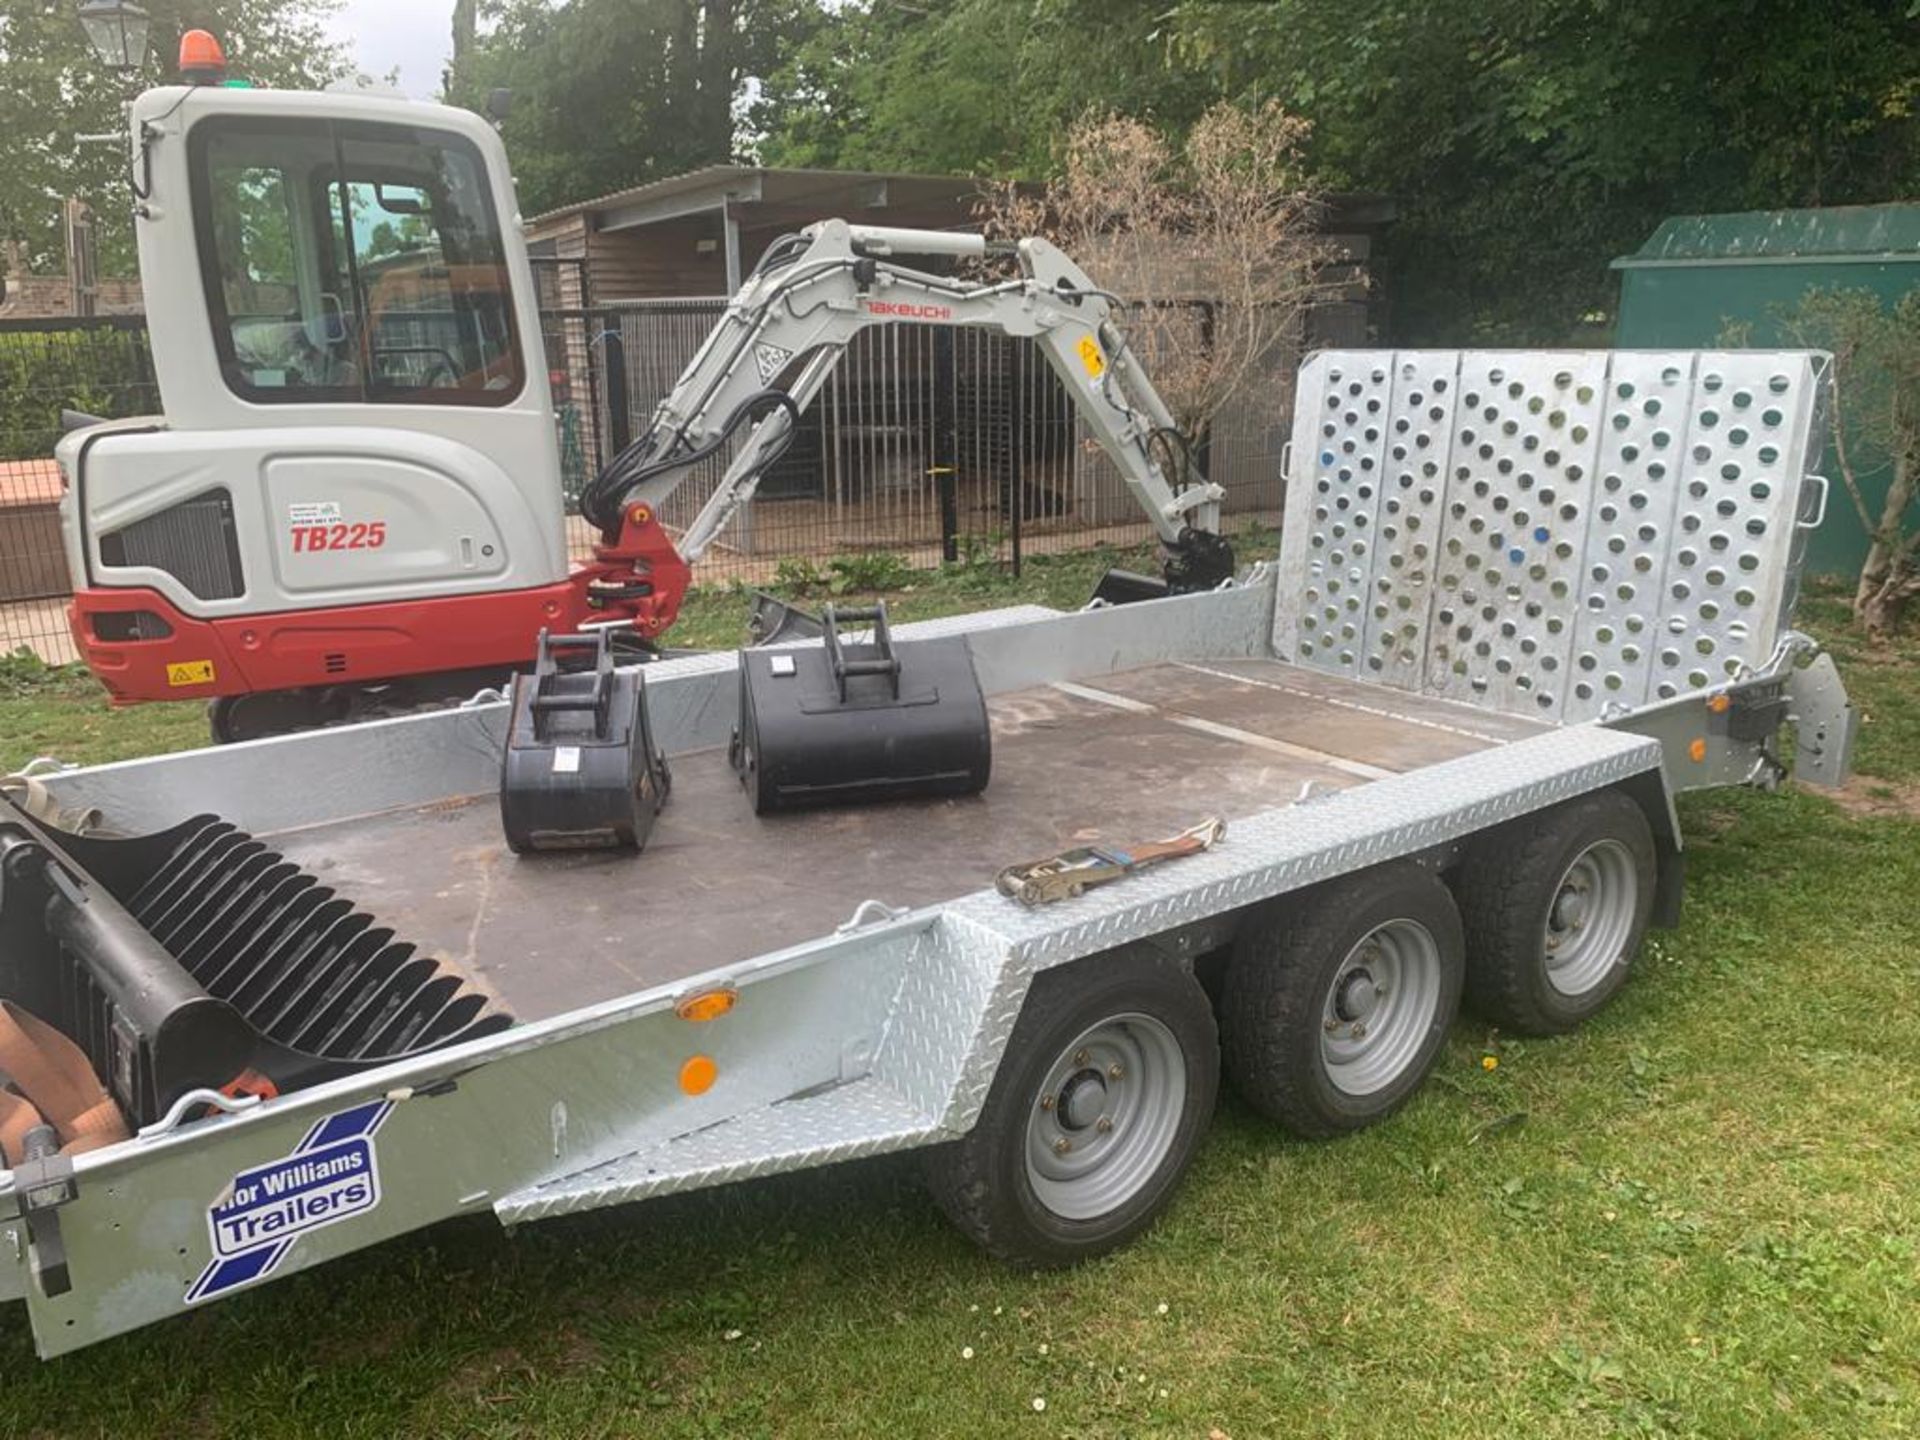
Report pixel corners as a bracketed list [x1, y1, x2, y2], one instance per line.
[581, 388, 803, 539]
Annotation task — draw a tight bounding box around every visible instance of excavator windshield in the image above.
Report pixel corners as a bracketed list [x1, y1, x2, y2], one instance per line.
[187, 115, 523, 406]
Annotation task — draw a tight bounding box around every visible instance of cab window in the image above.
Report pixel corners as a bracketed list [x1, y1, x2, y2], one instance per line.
[190, 116, 523, 406]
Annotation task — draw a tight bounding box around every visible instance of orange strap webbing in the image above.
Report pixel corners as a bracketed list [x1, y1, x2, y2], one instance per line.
[0, 1002, 130, 1164]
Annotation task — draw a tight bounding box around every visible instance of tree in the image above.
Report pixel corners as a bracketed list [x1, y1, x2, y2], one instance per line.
[1762, 288, 1920, 637]
[985, 102, 1332, 440]
[750, 0, 1212, 177]
[447, 0, 816, 220]
[751, 1, 1920, 345]
[1167, 0, 1920, 343]
[0, 1, 350, 281]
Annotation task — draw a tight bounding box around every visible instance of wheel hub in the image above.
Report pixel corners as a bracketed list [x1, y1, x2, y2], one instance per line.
[1552, 883, 1589, 931]
[1056, 1069, 1108, 1130]
[1333, 967, 1381, 1022]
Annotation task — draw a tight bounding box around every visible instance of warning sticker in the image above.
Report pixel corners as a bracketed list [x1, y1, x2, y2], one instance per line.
[288, 501, 343, 527]
[1077, 336, 1106, 379]
[166, 659, 216, 687]
[754, 343, 794, 384]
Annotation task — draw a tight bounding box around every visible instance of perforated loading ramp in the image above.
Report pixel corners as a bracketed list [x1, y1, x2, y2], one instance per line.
[1275, 350, 1831, 722]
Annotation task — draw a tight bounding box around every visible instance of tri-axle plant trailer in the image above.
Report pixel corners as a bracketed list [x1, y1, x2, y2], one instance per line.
[1, 348, 1854, 1358]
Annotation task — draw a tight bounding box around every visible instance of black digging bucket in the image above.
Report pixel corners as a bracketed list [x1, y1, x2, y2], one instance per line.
[731, 601, 991, 815]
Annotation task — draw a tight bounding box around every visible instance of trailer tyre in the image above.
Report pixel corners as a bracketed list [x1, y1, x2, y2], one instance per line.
[1456, 789, 1657, 1035]
[1222, 862, 1464, 1138]
[924, 949, 1218, 1268]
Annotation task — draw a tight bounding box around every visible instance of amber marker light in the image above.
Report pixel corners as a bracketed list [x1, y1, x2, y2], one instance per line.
[679, 1055, 718, 1095]
[674, 987, 737, 1022]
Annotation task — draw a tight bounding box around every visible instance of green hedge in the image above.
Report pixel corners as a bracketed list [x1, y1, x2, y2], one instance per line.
[0, 324, 158, 461]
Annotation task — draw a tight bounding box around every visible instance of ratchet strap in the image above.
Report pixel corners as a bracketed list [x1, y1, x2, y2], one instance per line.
[0, 1002, 130, 1165]
[995, 816, 1227, 907]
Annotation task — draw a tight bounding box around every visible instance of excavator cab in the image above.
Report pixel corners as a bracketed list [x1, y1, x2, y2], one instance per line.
[59, 79, 581, 736]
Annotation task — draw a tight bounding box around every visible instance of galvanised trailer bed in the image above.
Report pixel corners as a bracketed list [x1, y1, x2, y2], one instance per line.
[0, 350, 1856, 1356]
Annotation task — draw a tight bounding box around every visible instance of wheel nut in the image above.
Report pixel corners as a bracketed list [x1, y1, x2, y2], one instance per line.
[1073, 1049, 1090, 1066]
[1351, 1022, 1367, 1039]
[1096, 1116, 1113, 1133]
[1107, 1063, 1124, 1080]
[1040, 1093, 1055, 1111]
[1053, 1137, 1072, 1155]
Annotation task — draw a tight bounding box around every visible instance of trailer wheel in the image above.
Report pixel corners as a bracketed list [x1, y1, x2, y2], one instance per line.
[925, 949, 1217, 1267]
[1456, 789, 1656, 1035]
[1222, 863, 1464, 1138]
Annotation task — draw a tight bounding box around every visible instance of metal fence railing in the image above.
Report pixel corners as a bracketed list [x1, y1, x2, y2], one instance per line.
[2, 318, 159, 662]
[585, 298, 1289, 580]
[1, 302, 1292, 665]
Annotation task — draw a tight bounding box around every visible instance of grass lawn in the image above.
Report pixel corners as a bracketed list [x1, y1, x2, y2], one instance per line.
[2, 557, 1917, 1438]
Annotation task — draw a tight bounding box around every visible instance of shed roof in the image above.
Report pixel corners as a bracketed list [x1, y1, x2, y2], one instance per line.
[529, 163, 1397, 235]
[527, 165, 1004, 232]
[1613, 203, 1920, 268]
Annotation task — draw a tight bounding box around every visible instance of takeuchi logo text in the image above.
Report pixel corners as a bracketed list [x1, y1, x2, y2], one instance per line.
[865, 301, 954, 321]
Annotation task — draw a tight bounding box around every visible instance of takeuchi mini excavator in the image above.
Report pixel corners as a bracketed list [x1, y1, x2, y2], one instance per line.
[57, 36, 1235, 741]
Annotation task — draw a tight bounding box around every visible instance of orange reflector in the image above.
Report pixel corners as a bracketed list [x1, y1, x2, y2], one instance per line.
[674, 987, 737, 1023]
[1707, 693, 1731, 714]
[679, 1055, 718, 1095]
[1688, 738, 1708, 763]
[178, 29, 227, 83]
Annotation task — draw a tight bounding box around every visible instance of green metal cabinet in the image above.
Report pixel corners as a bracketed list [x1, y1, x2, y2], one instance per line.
[1613, 204, 1920, 574]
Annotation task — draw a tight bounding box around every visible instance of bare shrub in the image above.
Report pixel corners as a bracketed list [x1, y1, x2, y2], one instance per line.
[985, 102, 1335, 441]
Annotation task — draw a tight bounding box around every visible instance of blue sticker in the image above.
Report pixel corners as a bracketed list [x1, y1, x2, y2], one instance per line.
[185, 1099, 391, 1304]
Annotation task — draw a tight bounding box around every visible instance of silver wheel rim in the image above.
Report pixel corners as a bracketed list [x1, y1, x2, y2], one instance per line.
[1544, 838, 1639, 997]
[1319, 919, 1444, 1097]
[1024, 1013, 1186, 1221]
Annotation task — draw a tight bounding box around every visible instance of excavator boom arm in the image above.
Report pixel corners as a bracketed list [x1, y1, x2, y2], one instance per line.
[584, 220, 1230, 581]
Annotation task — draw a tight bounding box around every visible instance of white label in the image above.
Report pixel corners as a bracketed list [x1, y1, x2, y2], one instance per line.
[770, 654, 797, 677]
[552, 745, 582, 774]
[288, 501, 343, 526]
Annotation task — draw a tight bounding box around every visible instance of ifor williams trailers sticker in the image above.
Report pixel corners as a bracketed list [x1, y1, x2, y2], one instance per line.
[185, 1100, 391, 1304]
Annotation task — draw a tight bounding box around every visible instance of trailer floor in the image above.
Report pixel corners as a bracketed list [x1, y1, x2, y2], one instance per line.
[269, 659, 1549, 1021]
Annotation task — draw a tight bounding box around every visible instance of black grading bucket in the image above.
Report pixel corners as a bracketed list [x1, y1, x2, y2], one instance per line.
[732, 602, 991, 814]
[500, 628, 670, 853]
[0, 797, 513, 1127]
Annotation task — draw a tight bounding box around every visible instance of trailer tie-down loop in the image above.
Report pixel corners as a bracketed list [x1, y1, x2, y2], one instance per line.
[136, 1088, 263, 1140]
[837, 899, 911, 934]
